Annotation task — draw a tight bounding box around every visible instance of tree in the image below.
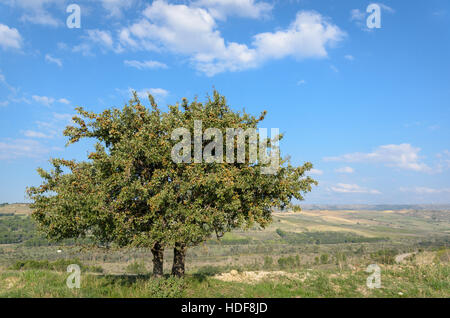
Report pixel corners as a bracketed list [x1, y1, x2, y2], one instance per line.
[27, 90, 317, 277]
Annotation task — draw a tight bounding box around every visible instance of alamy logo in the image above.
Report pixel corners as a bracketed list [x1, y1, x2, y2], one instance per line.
[66, 264, 81, 289]
[66, 4, 81, 29]
[171, 120, 280, 175]
[367, 4, 381, 29]
[366, 264, 381, 289]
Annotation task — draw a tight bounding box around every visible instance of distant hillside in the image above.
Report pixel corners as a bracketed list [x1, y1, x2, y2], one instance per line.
[300, 204, 450, 211]
[0, 203, 32, 215]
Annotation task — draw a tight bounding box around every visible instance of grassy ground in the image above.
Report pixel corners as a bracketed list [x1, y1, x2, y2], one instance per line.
[0, 264, 448, 298]
[0, 205, 448, 298]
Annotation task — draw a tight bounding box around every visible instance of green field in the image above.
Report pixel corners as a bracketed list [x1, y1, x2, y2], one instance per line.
[0, 203, 449, 298]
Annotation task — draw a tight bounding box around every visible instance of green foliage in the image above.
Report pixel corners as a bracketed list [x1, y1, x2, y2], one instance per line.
[195, 265, 223, 277]
[27, 90, 316, 258]
[0, 215, 36, 244]
[277, 255, 301, 269]
[0, 215, 93, 246]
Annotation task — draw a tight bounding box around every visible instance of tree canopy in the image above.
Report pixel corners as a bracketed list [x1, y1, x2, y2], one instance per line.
[27, 90, 317, 276]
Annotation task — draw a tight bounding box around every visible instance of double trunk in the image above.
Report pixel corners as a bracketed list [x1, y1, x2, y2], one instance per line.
[151, 242, 187, 277]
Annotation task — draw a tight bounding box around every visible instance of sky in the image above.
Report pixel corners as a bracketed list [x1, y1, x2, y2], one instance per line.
[0, 0, 449, 204]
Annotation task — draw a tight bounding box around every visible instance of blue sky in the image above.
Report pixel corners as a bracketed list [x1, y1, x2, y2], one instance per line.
[0, 0, 449, 204]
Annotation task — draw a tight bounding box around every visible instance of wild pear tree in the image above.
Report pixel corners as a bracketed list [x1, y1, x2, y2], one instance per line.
[27, 91, 317, 277]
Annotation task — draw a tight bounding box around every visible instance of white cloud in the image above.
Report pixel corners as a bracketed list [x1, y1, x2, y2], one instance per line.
[297, 80, 306, 86]
[101, 0, 136, 18]
[22, 130, 52, 138]
[5, 0, 62, 27]
[57, 98, 70, 104]
[32, 95, 70, 107]
[0, 101, 9, 107]
[45, 54, 62, 67]
[120, 87, 169, 101]
[309, 168, 323, 175]
[252, 11, 345, 61]
[399, 187, 450, 194]
[118, 1, 345, 76]
[330, 183, 381, 194]
[26, 112, 74, 140]
[20, 10, 60, 26]
[87, 29, 114, 47]
[74, 29, 122, 56]
[192, 0, 273, 20]
[324, 144, 431, 172]
[335, 166, 354, 174]
[32, 95, 55, 106]
[0, 24, 22, 50]
[0, 139, 50, 160]
[124, 60, 168, 70]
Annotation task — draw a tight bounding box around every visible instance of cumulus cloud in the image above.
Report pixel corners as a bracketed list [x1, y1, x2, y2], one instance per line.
[330, 183, 381, 194]
[124, 60, 168, 70]
[45, 54, 62, 67]
[116, 1, 345, 76]
[0, 24, 22, 50]
[324, 144, 431, 172]
[192, 0, 273, 20]
[74, 29, 122, 56]
[335, 166, 354, 174]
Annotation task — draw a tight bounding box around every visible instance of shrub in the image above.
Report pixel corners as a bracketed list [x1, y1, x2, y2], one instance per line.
[278, 255, 301, 269]
[195, 265, 223, 277]
[320, 254, 329, 264]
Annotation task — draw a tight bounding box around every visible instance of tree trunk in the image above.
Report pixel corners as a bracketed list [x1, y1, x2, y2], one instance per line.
[151, 242, 164, 277]
[171, 242, 187, 277]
